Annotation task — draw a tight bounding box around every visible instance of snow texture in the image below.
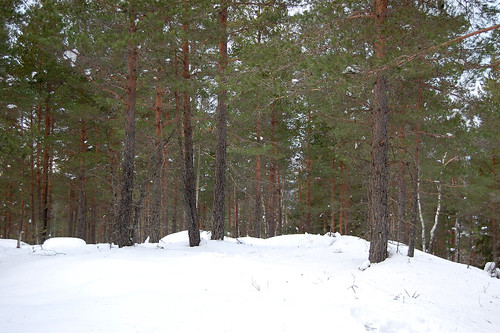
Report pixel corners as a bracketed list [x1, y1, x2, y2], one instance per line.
[0, 232, 499, 333]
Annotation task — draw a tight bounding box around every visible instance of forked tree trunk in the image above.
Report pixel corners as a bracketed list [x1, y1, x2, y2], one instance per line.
[368, 0, 389, 263]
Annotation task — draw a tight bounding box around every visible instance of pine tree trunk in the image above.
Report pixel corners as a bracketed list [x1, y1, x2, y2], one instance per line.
[172, 176, 178, 234]
[305, 108, 312, 234]
[195, 145, 201, 225]
[162, 141, 170, 237]
[18, 160, 25, 247]
[339, 162, 344, 234]
[181, 20, 200, 247]
[277, 165, 283, 236]
[345, 180, 350, 234]
[331, 157, 336, 233]
[2, 187, 7, 237]
[67, 180, 75, 237]
[227, 182, 232, 233]
[253, 110, 262, 238]
[455, 217, 461, 263]
[149, 87, 164, 243]
[298, 167, 303, 233]
[233, 187, 239, 237]
[407, 79, 422, 258]
[398, 161, 406, 245]
[115, 9, 138, 247]
[368, 0, 389, 263]
[305, 156, 311, 234]
[212, 0, 229, 240]
[492, 156, 498, 266]
[89, 189, 96, 244]
[76, 120, 87, 240]
[407, 165, 418, 257]
[41, 96, 51, 242]
[29, 110, 36, 243]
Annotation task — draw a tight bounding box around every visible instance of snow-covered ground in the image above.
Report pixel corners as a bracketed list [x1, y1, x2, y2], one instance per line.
[0, 232, 498, 333]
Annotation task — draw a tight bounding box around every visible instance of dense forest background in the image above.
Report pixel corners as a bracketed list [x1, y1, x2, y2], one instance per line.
[0, 0, 498, 267]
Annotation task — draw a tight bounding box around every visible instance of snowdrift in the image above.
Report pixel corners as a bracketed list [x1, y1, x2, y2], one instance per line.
[0, 232, 498, 333]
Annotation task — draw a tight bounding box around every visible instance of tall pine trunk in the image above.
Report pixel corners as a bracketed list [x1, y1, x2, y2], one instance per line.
[149, 86, 164, 243]
[76, 119, 87, 240]
[331, 157, 336, 233]
[115, 9, 138, 247]
[181, 19, 200, 247]
[253, 110, 262, 238]
[41, 95, 51, 242]
[212, 0, 229, 240]
[408, 84, 421, 257]
[368, 0, 389, 263]
[493, 156, 498, 266]
[397, 160, 406, 245]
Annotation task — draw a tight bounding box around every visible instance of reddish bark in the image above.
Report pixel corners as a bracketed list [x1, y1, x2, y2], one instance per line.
[212, 0, 229, 240]
[368, 0, 389, 263]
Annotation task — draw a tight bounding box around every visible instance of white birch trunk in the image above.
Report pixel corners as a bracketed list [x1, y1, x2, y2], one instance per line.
[428, 182, 442, 253]
[418, 174, 426, 252]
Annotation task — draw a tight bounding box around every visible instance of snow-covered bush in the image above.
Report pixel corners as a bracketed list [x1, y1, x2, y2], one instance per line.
[484, 262, 500, 279]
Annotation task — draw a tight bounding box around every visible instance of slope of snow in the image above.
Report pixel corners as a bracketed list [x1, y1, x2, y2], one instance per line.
[0, 232, 498, 333]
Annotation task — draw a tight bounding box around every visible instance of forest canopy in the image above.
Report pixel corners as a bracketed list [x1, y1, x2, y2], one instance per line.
[0, 0, 498, 267]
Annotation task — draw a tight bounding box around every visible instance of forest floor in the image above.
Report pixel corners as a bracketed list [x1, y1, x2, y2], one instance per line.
[0, 231, 499, 332]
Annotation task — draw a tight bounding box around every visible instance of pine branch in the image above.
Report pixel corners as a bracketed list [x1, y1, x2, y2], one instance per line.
[367, 24, 500, 75]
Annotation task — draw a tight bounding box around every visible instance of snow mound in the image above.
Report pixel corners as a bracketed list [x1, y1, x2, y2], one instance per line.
[2, 231, 497, 333]
[0, 239, 29, 248]
[159, 230, 212, 246]
[42, 237, 86, 251]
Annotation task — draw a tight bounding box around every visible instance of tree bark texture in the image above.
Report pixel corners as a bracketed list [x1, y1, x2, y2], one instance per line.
[368, 0, 389, 263]
[181, 21, 200, 247]
[149, 87, 164, 243]
[407, 163, 418, 258]
[76, 120, 87, 240]
[492, 156, 498, 266]
[41, 95, 51, 242]
[115, 10, 138, 247]
[253, 110, 262, 238]
[397, 161, 406, 245]
[212, 0, 229, 240]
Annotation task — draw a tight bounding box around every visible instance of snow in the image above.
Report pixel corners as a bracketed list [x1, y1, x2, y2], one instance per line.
[0, 232, 498, 333]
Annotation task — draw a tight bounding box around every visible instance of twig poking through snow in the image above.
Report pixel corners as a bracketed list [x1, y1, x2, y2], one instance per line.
[349, 274, 358, 294]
